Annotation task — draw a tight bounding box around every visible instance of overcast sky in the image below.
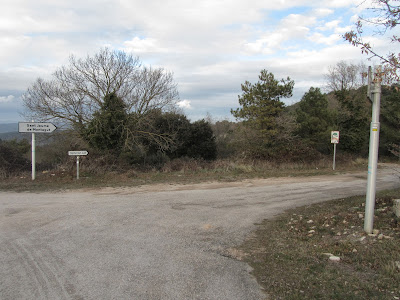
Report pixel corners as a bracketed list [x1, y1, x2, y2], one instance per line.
[0, 0, 396, 123]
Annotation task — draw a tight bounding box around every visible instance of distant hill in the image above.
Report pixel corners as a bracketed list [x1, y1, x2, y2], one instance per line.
[0, 123, 18, 133]
[0, 132, 23, 141]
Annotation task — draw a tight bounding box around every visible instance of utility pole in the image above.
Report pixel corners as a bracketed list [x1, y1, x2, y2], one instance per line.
[364, 66, 382, 234]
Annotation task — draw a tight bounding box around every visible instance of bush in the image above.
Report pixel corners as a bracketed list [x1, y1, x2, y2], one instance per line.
[0, 139, 30, 176]
[185, 120, 217, 160]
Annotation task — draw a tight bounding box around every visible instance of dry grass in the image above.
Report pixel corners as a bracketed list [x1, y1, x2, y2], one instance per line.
[238, 189, 400, 300]
[0, 157, 368, 192]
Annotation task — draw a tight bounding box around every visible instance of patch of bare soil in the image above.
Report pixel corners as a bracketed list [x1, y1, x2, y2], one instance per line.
[80, 171, 372, 195]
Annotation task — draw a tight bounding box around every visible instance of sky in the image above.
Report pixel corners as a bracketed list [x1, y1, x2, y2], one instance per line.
[0, 0, 396, 123]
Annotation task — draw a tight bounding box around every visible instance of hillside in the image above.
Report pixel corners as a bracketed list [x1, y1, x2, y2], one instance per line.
[0, 123, 18, 133]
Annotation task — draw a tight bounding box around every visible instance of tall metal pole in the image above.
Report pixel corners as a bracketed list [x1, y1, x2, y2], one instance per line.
[333, 143, 337, 170]
[76, 156, 80, 180]
[364, 66, 382, 234]
[32, 132, 36, 180]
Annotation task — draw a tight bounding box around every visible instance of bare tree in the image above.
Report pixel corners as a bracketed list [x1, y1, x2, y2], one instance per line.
[344, 0, 400, 81]
[22, 48, 179, 132]
[325, 61, 366, 93]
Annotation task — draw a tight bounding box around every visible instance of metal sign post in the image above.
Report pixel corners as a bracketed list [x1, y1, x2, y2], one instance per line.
[331, 131, 339, 170]
[364, 66, 382, 234]
[76, 156, 80, 180]
[32, 132, 36, 180]
[19, 121, 57, 180]
[68, 151, 88, 180]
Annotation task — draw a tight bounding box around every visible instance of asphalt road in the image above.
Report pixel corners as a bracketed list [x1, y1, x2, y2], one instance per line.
[1, 166, 399, 300]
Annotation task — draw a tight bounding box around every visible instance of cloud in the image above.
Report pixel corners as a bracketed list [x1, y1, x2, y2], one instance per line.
[308, 32, 341, 45]
[312, 8, 334, 17]
[243, 13, 317, 55]
[317, 19, 342, 31]
[177, 100, 193, 110]
[0, 95, 15, 103]
[123, 37, 168, 54]
[0, 0, 389, 122]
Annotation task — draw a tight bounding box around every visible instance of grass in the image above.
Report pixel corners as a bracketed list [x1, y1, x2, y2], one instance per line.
[238, 189, 400, 300]
[0, 157, 369, 192]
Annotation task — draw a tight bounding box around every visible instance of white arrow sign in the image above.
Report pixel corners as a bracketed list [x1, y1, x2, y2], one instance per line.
[19, 122, 57, 133]
[68, 151, 88, 156]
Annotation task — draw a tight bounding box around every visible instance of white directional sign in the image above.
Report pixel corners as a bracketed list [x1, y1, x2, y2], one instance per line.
[19, 121, 58, 180]
[68, 151, 88, 156]
[19, 122, 57, 133]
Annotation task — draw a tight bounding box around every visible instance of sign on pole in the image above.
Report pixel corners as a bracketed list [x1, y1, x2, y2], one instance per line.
[18, 121, 57, 180]
[331, 131, 340, 144]
[19, 122, 57, 133]
[68, 151, 88, 156]
[68, 151, 88, 179]
[331, 131, 339, 170]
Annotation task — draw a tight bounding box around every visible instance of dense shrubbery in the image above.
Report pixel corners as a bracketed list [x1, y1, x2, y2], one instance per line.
[3, 82, 399, 177]
[0, 139, 30, 176]
[4, 64, 400, 177]
[227, 68, 400, 162]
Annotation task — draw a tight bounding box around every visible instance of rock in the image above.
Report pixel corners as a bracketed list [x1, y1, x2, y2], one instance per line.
[308, 230, 315, 234]
[307, 220, 314, 224]
[394, 199, 400, 218]
[368, 229, 380, 237]
[378, 234, 384, 240]
[352, 248, 358, 253]
[359, 236, 366, 242]
[395, 261, 400, 270]
[329, 256, 341, 262]
[358, 213, 363, 219]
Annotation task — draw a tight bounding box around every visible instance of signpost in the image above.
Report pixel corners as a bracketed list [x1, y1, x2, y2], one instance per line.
[331, 131, 339, 170]
[68, 151, 88, 180]
[18, 121, 57, 180]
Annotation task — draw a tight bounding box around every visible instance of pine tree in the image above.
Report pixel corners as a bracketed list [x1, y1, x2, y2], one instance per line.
[295, 87, 334, 153]
[231, 70, 294, 139]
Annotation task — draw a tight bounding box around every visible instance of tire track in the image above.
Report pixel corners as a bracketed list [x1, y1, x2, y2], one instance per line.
[7, 239, 79, 300]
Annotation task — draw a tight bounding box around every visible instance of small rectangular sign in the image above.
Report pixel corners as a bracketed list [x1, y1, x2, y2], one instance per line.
[68, 151, 88, 156]
[371, 122, 379, 132]
[19, 122, 57, 133]
[331, 131, 340, 144]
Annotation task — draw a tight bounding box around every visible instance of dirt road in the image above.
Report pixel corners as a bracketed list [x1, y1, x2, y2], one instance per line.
[1, 166, 399, 300]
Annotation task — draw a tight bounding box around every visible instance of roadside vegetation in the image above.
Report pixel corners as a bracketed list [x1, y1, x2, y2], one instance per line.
[238, 189, 400, 300]
[0, 156, 371, 192]
[1, 55, 400, 190]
